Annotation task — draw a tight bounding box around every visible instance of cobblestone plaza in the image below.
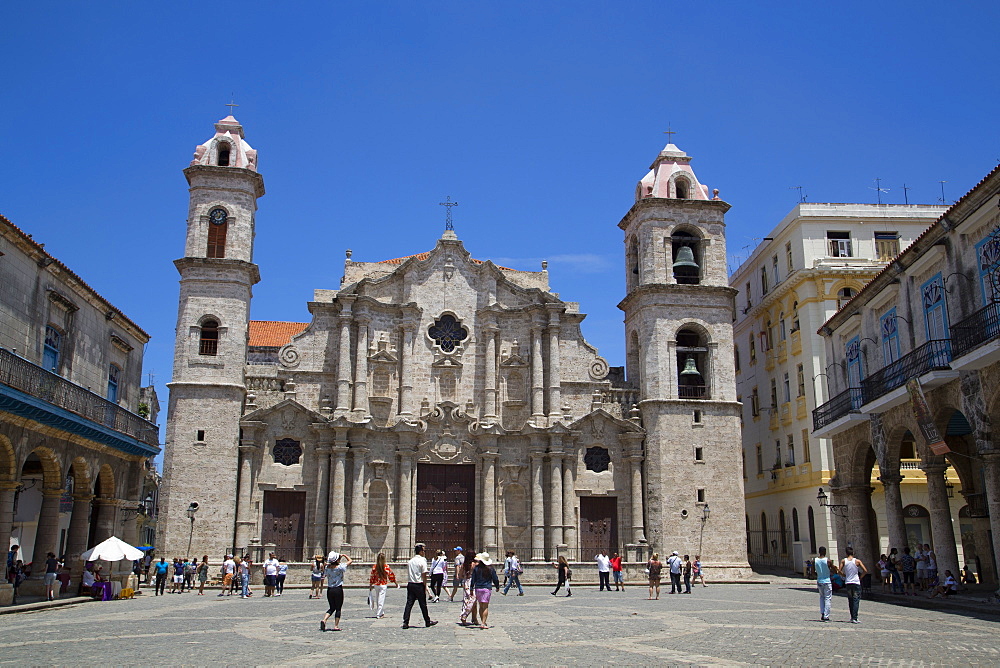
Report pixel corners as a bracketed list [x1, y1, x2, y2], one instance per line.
[1, 582, 998, 665]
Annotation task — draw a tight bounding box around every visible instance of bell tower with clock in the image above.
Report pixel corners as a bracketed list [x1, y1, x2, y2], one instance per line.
[159, 115, 265, 559]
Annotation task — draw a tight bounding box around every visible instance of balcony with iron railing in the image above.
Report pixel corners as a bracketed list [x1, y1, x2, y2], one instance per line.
[860, 339, 952, 405]
[677, 384, 707, 400]
[0, 347, 159, 456]
[951, 302, 1000, 361]
[812, 388, 863, 432]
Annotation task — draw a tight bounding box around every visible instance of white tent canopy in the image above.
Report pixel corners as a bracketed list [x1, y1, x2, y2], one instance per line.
[80, 536, 144, 562]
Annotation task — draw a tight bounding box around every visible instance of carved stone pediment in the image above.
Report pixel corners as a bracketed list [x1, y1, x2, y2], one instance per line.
[368, 334, 398, 363]
[500, 340, 528, 367]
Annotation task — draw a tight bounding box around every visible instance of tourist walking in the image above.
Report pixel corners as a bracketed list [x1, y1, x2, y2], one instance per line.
[448, 546, 465, 602]
[310, 554, 325, 599]
[276, 557, 287, 596]
[219, 554, 235, 596]
[683, 555, 692, 593]
[471, 553, 500, 629]
[171, 558, 184, 594]
[595, 550, 612, 591]
[551, 555, 572, 596]
[197, 555, 209, 595]
[402, 544, 438, 629]
[368, 552, 399, 619]
[429, 549, 447, 602]
[814, 546, 834, 621]
[319, 552, 352, 631]
[459, 552, 480, 627]
[153, 556, 169, 596]
[647, 553, 662, 599]
[839, 547, 868, 624]
[667, 551, 683, 594]
[693, 555, 707, 587]
[610, 551, 624, 590]
[43, 552, 60, 601]
[502, 550, 524, 596]
[900, 547, 917, 595]
[263, 552, 279, 597]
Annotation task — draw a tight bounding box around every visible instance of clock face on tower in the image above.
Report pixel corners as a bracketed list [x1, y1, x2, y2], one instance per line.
[209, 208, 227, 225]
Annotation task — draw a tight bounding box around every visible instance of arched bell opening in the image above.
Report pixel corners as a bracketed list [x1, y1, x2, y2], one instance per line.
[671, 230, 701, 285]
[676, 327, 708, 399]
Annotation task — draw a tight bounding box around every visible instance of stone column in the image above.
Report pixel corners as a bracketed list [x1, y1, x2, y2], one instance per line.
[92, 497, 117, 545]
[64, 493, 93, 581]
[530, 325, 545, 425]
[625, 435, 647, 545]
[547, 308, 562, 421]
[348, 444, 368, 548]
[562, 451, 576, 551]
[395, 449, 414, 556]
[353, 317, 370, 416]
[481, 445, 499, 551]
[842, 484, 875, 568]
[922, 463, 960, 578]
[336, 310, 354, 414]
[32, 488, 63, 565]
[878, 473, 908, 553]
[234, 442, 258, 553]
[398, 320, 417, 418]
[529, 443, 546, 560]
[981, 451, 1000, 587]
[548, 445, 565, 555]
[312, 436, 332, 556]
[483, 324, 498, 421]
[329, 440, 349, 550]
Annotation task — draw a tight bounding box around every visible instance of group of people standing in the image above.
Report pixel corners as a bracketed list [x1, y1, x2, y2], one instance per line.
[150, 556, 211, 595]
[644, 552, 705, 599]
[877, 544, 956, 596]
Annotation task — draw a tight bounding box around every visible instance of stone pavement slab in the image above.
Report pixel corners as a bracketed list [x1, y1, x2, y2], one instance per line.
[1, 583, 998, 666]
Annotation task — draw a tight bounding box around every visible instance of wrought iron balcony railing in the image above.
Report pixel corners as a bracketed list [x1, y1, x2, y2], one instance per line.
[0, 347, 158, 446]
[951, 302, 1000, 360]
[860, 339, 952, 405]
[678, 384, 707, 399]
[812, 388, 863, 431]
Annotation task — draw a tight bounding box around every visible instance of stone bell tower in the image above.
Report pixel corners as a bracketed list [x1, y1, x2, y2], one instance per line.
[618, 141, 750, 577]
[159, 115, 264, 559]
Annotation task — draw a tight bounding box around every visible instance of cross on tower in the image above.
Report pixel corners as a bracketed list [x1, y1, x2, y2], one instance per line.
[663, 125, 677, 143]
[439, 195, 459, 231]
[225, 98, 239, 115]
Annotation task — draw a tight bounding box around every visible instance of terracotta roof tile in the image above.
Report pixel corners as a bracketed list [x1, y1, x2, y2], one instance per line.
[377, 251, 514, 271]
[248, 320, 308, 347]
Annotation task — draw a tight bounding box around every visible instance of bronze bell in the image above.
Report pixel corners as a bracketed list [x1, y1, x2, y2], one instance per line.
[679, 355, 702, 377]
[673, 245, 699, 270]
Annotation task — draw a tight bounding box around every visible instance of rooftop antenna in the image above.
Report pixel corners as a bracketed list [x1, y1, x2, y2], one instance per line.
[790, 186, 807, 203]
[225, 96, 239, 116]
[663, 124, 677, 144]
[869, 177, 890, 205]
[902, 183, 911, 205]
[146, 370, 155, 386]
[439, 195, 458, 231]
[938, 180, 948, 204]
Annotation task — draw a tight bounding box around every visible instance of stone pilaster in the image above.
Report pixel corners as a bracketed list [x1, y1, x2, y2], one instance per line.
[395, 448, 415, 555]
[480, 441, 499, 552]
[548, 444, 565, 555]
[348, 444, 368, 548]
[329, 438, 349, 550]
[529, 441, 546, 560]
[483, 323, 498, 420]
[353, 316, 370, 416]
[547, 308, 562, 421]
[878, 472, 907, 553]
[842, 484, 876, 568]
[336, 306, 354, 414]
[530, 325, 545, 425]
[561, 449, 576, 551]
[398, 318, 418, 418]
[311, 427, 332, 556]
[624, 434, 647, 545]
[922, 463, 960, 578]
[234, 441, 258, 552]
[32, 489, 63, 566]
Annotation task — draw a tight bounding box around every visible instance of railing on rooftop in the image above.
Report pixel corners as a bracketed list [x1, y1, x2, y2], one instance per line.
[0, 347, 158, 446]
[812, 388, 863, 431]
[860, 339, 952, 405]
[951, 302, 1000, 360]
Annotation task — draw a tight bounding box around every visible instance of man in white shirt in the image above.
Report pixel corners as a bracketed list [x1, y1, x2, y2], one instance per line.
[263, 552, 280, 597]
[402, 544, 438, 629]
[595, 550, 612, 591]
[219, 555, 236, 597]
[667, 551, 683, 594]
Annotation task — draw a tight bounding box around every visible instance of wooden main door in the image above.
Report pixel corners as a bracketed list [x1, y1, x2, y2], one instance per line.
[579, 497, 618, 557]
[261, 490, 306, 561]
[416, 464, 476, 554]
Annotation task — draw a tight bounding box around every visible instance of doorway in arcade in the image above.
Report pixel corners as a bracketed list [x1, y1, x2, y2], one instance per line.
[415, 463, 476, 555]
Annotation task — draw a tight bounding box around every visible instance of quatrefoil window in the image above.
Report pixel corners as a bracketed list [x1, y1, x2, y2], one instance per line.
[273, 438, 303, 466]
[428, 314, 468, 353]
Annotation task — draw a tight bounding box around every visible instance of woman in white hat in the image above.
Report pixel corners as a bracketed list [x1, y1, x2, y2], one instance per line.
[320, 552, 353, 632]
[469, 552, 500, 629]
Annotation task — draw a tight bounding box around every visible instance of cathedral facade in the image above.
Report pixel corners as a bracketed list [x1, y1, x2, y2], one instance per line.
[158, 116, 750, 577]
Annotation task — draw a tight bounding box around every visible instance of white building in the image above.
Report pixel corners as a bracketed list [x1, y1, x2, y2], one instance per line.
[731, 203, 944, 571]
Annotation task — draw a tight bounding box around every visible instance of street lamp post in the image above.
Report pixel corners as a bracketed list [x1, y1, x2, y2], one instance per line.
[185, 502, 199, 558]
[816, 487, 848, 517]
[698, 503, 711, 556]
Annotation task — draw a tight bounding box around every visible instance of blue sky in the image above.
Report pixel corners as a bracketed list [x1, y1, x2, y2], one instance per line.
[2, 2, 998, 459]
